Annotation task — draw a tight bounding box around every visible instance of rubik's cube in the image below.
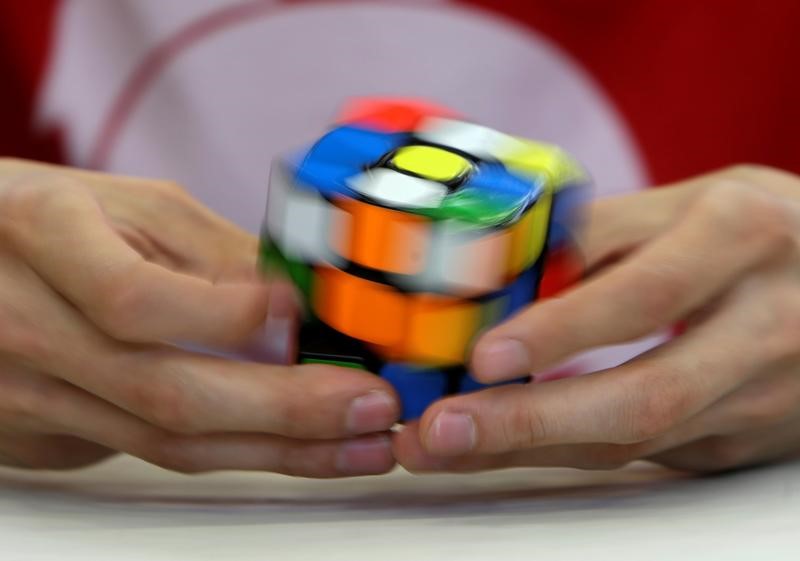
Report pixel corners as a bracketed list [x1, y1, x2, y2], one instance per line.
[260, 98, 588, 419]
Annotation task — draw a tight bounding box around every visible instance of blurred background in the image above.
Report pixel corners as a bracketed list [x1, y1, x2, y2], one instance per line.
[1, 0, 797, 234]
[1, 3, 799, 559]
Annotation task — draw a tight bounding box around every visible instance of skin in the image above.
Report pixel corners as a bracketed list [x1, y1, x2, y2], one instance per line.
[4, 159, 799, 478]
[394, 164, 800, 474]
[0, 159, 400, 477]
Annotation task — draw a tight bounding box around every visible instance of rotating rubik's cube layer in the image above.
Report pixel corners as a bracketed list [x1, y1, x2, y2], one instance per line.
[260, 98, 588, 419]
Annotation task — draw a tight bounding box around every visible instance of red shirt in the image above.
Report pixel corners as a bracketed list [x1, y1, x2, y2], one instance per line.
[1, 0, 798, 184]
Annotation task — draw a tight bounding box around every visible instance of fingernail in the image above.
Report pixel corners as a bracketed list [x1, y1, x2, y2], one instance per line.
[425, 411, 476, 456]
[475, 338, 530, 380]
[347, 390, 398, 434]
[264, 316, 293, 361]
[266, 280, 299, 321]
[336, 434, 394, 475]
[242, 316, 294, 364]
[240, 281, 299, 363]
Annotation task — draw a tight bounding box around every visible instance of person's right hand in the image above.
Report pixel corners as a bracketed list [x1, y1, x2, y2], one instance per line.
[0, 159, 399, 477]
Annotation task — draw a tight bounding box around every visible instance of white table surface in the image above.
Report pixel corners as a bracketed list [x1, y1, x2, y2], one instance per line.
[1, 455, 798, 561]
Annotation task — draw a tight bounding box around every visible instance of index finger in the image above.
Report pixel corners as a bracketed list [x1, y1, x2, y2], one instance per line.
[472, 183, 795, 381]
[420, 300, 767, 456]
[3, 174, 271, 347]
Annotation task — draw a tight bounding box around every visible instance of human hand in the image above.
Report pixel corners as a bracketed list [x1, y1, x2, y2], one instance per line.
[395, 165, 800, 473]
[0, 159, 398, 477]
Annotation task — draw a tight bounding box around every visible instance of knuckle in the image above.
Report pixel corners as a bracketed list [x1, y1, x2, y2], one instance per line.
[91, 274, 147, 340]
[695, 178, 795, 250]
[156, 180, 190, 199]
[726, 163, 800, 186]
[735, 379, 800, 426]
[621, 372, 692, 442]
[145, 436, 206, 474]
[0, 173, 55, 214]
[152, 180, 193, 209]
[692, 179, 749, 225]
[0, 175, 61, 242]
[0, 172, 84, 221]
[580, 444, 640, 470]
[0, 379, 44, 426]
[630, 273, 691, 330]
[500, 402, 551, 449]
[0, 373, 69, 429]
[700, 437, 755, 472]
[759, 289, 800, 362]
[127, 379, 200, 435]
[0, 305, 53, 362]
[268, 370, 328, 437]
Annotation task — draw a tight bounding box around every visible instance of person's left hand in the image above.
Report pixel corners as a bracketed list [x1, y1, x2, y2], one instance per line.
[394, 165, 800, 474]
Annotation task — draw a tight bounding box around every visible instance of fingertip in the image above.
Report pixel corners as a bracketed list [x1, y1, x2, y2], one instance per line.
[390, 419, 420, 455]
[471, 335, 532, 382]
[419, 401, 477, 457]
[336, 434, 396, 476]
[265, 278, 302, 320]
[346, 389, 400, 435]
[212, 280, 273, 343]
[239, 309, 296, 364]
[292, 363, 401, 436]
[238, 280, 300, 363]
[392, 421, 450, 472]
